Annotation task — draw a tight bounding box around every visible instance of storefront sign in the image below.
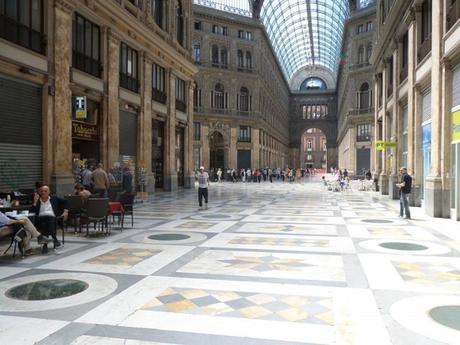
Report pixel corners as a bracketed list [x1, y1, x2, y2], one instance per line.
[75, 96, 87, 120]
[376, 141, 396, 150]
[453, 109, 460, 142]
[72, 121, 98, 141]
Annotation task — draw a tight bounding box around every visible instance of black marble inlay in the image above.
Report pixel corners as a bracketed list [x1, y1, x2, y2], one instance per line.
[6, 279, 89, 301]
[362, 219, 393, 224]
[148, 233, 191, 241]
[429, 306, 460, 331]
[379, 242, 428, 251]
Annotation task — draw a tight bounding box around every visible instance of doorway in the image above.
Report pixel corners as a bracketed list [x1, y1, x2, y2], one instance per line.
[209, 131, 226, 170]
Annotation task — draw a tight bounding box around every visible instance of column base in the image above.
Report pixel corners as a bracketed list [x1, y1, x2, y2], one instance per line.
[146, 174, 155, 194]
[410, 185, 422, 207]
[163, 173, 178, 192]
[184, 174, 195, 189]
[424, 175, 443, 218]
[388, 174, 400, 200]
[51, 173, 75, 197]
[379, 174, 389, 195]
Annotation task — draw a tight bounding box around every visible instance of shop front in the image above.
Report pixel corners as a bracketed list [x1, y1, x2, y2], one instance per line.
[451, 66, 460, 220]
[119, 110, 138, 190]
[71, 95, 100, 184]
[152, 119, 165, 189]
[421, 89, 431, 201]
[176, 127, 185, 187]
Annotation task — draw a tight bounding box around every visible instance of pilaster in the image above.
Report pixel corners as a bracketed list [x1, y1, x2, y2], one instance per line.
[229, 127, 237, 168]
[252, 128, 260, 169]
[202, 125, 210, 169]
[389, 49, 400, 200]
[184, 82, 195, 188]
[141, 55, 155, 193]
[380, 64, 389, 195]
[164, 72, 177, 191]
[51, 1, 74, 196]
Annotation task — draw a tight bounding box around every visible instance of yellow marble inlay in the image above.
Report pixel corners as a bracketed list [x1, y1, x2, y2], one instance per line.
[165, 300, 196, 312]
[276, 308, 309, 322]
[238, 305, 272, 319]
[246, 293, 277, 305]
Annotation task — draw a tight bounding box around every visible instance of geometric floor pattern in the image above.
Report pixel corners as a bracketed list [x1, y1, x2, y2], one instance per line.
[1, 177, 460, 344]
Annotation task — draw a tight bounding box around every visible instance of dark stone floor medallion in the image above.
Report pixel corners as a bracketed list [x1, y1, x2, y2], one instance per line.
[362, 219, 393, 224]
[379, 242, 428, 251]
[203, 214, 231, 219]
[429, 306, 460, 331]
[6, 279, 89, 301]
[148, 233, 191, 241]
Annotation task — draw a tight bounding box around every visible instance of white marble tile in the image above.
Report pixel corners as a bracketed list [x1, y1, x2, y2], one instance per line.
[0, 315, 68, 345]
[346, 224, 439, 241]
[200, 233, 355, 253]
[177, 249, 346, 282]
[153, 219, 236, 233]
[40, 243, 193, 275]
[69, 335, 178, 345]
[0, 267, 28, 280]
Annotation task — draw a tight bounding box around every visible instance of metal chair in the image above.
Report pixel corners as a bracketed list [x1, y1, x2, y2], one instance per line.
[80, 198, 109, 236]
[119, 193, 135, 228]
[65, 195, 84, 233]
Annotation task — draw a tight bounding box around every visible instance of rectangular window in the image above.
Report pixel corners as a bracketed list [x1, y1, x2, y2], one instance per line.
[73, 13, 101, 77]
[193, 44, 201, 63]
[194, 21, 202, 30]
[175, 78, 186, 112]
[357, 24, 364, 34]
[357, 124, 371, 142]
[212, 24, 218, 34]
[193, 122, 201, 141]
[366, 21, 373, 31]
[238, 126, 251, 142]
[120, 42, 139, 93]
[307, 140, 312, 151]
[0, 0, 44, 54]
[193, 88, 202, 108]
[222, 26, 228, 36]
[153, 63, 166, 104]
[152, 0, 164, 29]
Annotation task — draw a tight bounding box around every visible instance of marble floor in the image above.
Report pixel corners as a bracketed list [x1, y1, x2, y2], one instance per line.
[1, 179, 460, 345]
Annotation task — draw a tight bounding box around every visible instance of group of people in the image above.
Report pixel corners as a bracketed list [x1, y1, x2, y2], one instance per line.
[0, 185, 69, 255]
[204, 167, 321, 183]
[80, 163, 134, 197]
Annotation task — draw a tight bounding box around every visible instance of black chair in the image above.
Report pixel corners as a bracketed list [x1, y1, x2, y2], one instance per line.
[119, 193, 135, 228]
[35, 215, 65, 253]
[1, 224, 26, 258]
[80, 198, 109, 236]
[65, 195, 84, 233]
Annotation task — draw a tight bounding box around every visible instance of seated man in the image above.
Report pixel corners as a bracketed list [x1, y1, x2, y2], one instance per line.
[75, 184, 91, 200]
[0, 212, 49, 255]
[30, 185, 68, 252]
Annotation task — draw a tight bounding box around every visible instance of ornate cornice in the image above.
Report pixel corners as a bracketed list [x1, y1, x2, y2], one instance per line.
[54, 0, 75, 14]
[107, 28, 122, 45]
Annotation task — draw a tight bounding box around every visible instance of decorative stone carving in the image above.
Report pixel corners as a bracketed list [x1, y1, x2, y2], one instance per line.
[54, 0, 75, 14]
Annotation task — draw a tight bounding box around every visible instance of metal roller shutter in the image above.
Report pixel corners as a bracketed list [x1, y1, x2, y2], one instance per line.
[0, 76, 42, 191]
[422, 89, 431, 123]
[119, 110, 138, 157]
[452, 66, 460, 110]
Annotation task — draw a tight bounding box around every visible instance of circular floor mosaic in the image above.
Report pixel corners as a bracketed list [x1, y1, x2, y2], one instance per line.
[350, 218, 408, 226]
[379, 242, 428, 251]
[0, 272, 117, 312]
[138, 231, 208, 245]
[189, 213, 243, 221]
[429, 306, 460, 331]
[149, 233, 190, 241]
[359, 239, 450, 255]
[391, 296, 460, 345]
[362, 219, 394, 224]
[6, 279, 89, 301]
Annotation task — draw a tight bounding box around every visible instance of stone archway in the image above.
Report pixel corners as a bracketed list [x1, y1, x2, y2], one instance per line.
[209, 131, 227, 171]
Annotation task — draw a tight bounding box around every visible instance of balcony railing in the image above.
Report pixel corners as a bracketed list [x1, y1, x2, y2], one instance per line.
[348, 107, 375, 116]
[0, 14, 46, 54]
[357, 135, 371, 142]
[417, 35, 432, 63]
[152, 89, 167, 104]
[194, 107, 255, 118]
[238, 137, 251, 143]
[176, 99, 186, 112]
[73, 51, 102, 78]
[120, 74, 139, 93]
[237, 67, 253, 73]
[447, 0, 460, 31]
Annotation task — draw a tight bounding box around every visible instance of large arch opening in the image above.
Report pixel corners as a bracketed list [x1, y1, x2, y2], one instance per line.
[209, 131, 227, 171]
[300, 128, 327, 172]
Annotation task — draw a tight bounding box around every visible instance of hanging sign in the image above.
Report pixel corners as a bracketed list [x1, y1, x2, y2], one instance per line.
[75, 96, 87, 120]
[453, 109, 460, 142]
[72, 121, 98, 141]
[376, 141, 385, 151]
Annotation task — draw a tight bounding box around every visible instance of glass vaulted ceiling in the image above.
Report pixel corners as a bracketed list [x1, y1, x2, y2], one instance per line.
[194, 0, 252, 17]
[260, 0, 349, 80]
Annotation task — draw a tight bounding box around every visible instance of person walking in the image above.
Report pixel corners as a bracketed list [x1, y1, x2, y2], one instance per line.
[397, 167, 412, 219]
[217, 168, 222, 183]
[197, 166, 210, 210]
[91, 163, 109, 197]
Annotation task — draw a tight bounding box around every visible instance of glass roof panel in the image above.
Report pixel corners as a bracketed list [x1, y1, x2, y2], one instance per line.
[260, 0, 349, 81]
[193, 0, 252, 17]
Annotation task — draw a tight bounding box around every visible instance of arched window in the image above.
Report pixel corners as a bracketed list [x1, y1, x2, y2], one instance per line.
[211, 45, 219, 66]
[238, 87, 250, 111]
[358, 45, 364, 64]
[211, 83, 227, 109]
[300, 77, 327, 91]
[366, 43, 372, 62]
[245, 51, 252, 69]
[237, 50, 244, 69]
[152, 0, 164, 29]
[176, 1, 185, 46]
[193, 83, 202, 108]
[358, 82, 371, 109]
[220, 48, 228, 68]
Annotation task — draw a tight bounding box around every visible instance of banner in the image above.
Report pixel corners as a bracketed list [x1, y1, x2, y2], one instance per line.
[453, 109, 460, 142]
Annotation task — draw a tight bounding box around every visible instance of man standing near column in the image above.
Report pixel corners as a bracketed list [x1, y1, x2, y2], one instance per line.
[197, 166, 210, 210]
[396, 167, 412, 219]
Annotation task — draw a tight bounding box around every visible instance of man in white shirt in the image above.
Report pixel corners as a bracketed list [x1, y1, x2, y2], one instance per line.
[197, 166, 210, 210]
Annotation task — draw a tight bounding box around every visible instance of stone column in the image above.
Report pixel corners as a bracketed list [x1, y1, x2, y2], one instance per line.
[379, 65, 389, 195]
[202, 125, 210, 169]
[252, 128, 260, 169]
[441, 60, 453, 218]
[164, 72, 177, 191]
[406, 19, 421, 206]
[372, 74, 380, 175]
[389, 48, 400, 199]
[106, 29, 120, 170]
[425, 0, 443, 217]
[184, 82, 195, 188]
[140, 55, 155, 193]
[51, 1, 74, 196]
[229, 127, 237, 168]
